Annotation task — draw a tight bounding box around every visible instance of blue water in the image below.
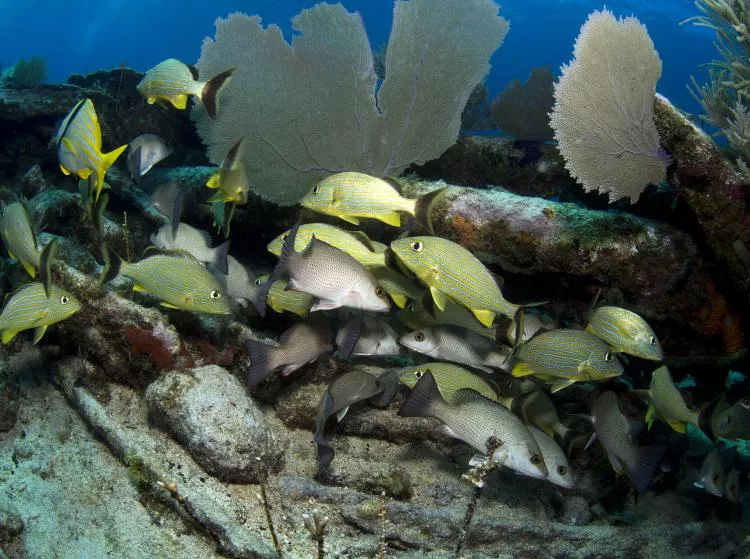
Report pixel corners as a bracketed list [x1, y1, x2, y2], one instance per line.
[1, 0, 715, 116]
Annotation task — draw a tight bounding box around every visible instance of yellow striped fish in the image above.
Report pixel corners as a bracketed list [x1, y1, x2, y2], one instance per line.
[639, 366, 700, 433]
[267, 223, 385, 268]
[0, 201, 41, 278]
[136, 58, 234, 118]
[55, 99, 127, 201]
[398, 298, 498, 339]
[299, 172, 445, 228]
[0, 282, 81, 344]
[371, 266, 422, 309]
[205, 137, 249, 205]
[390, 236, 524, 327]
[398, 362, 507, 405]
[512, 329, 623, 392]
[586, 306, 663, 361]
[254, 274, 314, 318]
[112, 250, 231, 314]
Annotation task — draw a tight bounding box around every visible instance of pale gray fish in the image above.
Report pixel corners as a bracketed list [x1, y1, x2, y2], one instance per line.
[398, 370, 547, 479]
[315, 370, 385, 470]
[591, 391, 665, 494]
[724, 466, 740, 503]
[256, 221, 390, 316]
[399, 325, 511, 373]
[694, 447, 725, 497]
[127, 133, 172, 180]
[514, 380, 571, 443]
[506, 312, 552, 344]
[209, 255, 258, 308]
[151, 221, 229, 275]
[336, 315, 400, 358]
[148, 181, 184, 238]
[528, 426, 575, 489]
[246, 321, 333, 387]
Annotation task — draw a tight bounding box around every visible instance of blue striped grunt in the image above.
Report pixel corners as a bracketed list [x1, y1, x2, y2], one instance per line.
[299, 172, 445, 228]
[136, 58, 234, 118]
[639, 366, 699, 433]
[512, 329, 623, 392]
[205, 137, 249, 205]
[111, 250, 231, 314]
[253, 274, 314, 318]
[0, 282, 81, 344]
[0, 201, 41, 279]
[390, 236, 524, 327]
[267, 223, 386, 268]
[55, 99, 127, 201]
[397, 361, 505, 405]
[371, 266, 422, 309]
[586, 306, 663, 361]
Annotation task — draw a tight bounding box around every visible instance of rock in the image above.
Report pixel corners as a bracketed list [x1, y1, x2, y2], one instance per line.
[20, 163, 53, 197]
[559, 495, 591, 526]
[146, 365, 284, 482]
[0, 360, 19, 432]
[0, 494, 24, 540]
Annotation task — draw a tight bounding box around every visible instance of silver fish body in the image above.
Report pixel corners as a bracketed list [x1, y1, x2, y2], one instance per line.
[127, 134, 172, 179]
[0, 201, 40, 279]
[151, 222, 230, 274]
[399, 325, 510, 373]
[695, 447, 725, 497]
[336, 316, 400, 357]
[211, 255, 258, 307]
[398, 371, 547, 479]
[528, 426, 575, 489]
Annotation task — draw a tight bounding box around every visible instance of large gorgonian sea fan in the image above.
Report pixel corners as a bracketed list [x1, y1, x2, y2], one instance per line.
[549, 8, 669, 203]
[192, 0, 508, 205]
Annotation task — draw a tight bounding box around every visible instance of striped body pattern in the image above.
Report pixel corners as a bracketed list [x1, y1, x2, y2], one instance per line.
[0, 202, 40, 278]
[267, 223, 385, 268]
[516, 329, 623, 382]
[260, 276, 314, 317]
[586, 306, 663, 361]
[398, 299, 498, 339]
[646, 365, 699, 431]
[390, 236, 519, 326]
[0, 283, 81, 343]
[121, 252, 231, 314]
[371, 266, 422, 309]
[398, 361, 500, 403]
[300, 172, 415, 227]
[55, 99, 127, 196]
[136, 59, 203, 109]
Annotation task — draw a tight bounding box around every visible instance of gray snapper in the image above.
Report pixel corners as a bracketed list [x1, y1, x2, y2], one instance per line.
[151, 222, 230, 275]
[127, 134, 172, 181]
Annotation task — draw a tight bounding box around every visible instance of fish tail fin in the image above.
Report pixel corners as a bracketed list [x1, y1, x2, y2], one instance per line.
[414, 187, 447, 235]
[336, 315, 363, 360]
[250, 278, 271, 318]
[210, 239, 231, 276]
[629, 445, 666, 494]
[246, 339, 276, 387]
[99, 244, 122, 286]
[39, 237, 59, 299]
[201, 68, 235, 118]
[253, 219, 299, 317]
[101, 143, 128, 174]
[397, 370, 443, 419]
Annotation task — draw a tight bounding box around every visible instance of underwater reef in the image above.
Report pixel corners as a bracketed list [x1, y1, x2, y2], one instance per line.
[1, 1, 750, 558]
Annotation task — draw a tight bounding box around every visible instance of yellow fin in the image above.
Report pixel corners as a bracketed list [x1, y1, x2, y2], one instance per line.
[78, 168, 92, 180]
[147, 97, 157, 105]
[60, 164, 71, 176]
[21, 261, 36, 279]
[548, 379, 576, 393]
[389, 293, 408, 309]
[2, 330, 19, 344]
[645, 404, 656, 430]
[160, 302, 181, 309]
[666, 420, 687, 434]
[512, 362, 536, 378]
[7, 250, 15, 259]
[206, 173, 221, 189]
[207, 190, 229, 203]
[378, 212, 402, 227]
[132, 283, 147, 293]
[337, 214, 360, 225]
[170, 95, 189, 110]
[430, 286, 448, 311]
[471, 308, 495, 328]
[33, 325, 48, 345]
[61, 137, 78, 156]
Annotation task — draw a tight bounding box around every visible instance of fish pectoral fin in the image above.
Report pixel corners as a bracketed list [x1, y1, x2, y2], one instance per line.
[170, 95, 189, 110]
[206, 172, 221, 189]
[645, 405, 656, 430]
[666, 420, 687, 433]
[77, 168, 92, 180]
[337, 214, 360, 225]
[160, 302, 181, 309]
[207, 190, 229, 203]
[583, 432, 598, 451]
[21, 261, 37, 279]
[468, 453, 488, 468]
[389, 293, 408, 309]
[60, 164, 71, 176]
[33, 325, 48, 345]
[132, 283, 148, 293]
[436, 424, 459, 439]
[511, 362, 535, 378]
[548, 379, 576, 393]
[378, 212, 402, 227]
[335, 406, 350, 422]
[1, 329, 19, 344]
[471, 308, 496, 328]
[146, 96, 158, 105]
[429, 286, 448, 311]
[61, 137, 78, 156]
[311, 299, 341, 312]
[280, 363, 303, 376]
[607, 452, 625, 475]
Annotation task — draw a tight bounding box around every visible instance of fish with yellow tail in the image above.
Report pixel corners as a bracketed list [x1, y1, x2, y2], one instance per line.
[636, 366, 700, 433]
[102, 249, 231, 314]
[136, 58, 234, 118]
[397, 362, 504, 405]
[0, 283, 81, 344]
[55, 99, 127, 201]
[511, 329, 623, 392]
[252, 274, 314, 318]
[299, 172, 446, 229]
[267, 223, 386, 269]
[389, 236, 530, 327]
[0, 201, 41, 279]
[205, 137, 250, 205]
[586, 306, 663, 361]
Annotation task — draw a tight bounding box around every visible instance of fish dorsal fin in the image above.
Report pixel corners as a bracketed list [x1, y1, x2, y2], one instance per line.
[587, 287, 603, 321]
[491, 272, 504, 290]
[151, 248, 201, 263]
[56, 99, 86, 149]
[222, 137, 245, 170]
[188, 64, 200, 81]
[84, 99, 103, 149]
[450, 387, 491, 406]
[381, 177, 403, 194]
[348, 230, 375, 251]
[39, 238, 59, 299]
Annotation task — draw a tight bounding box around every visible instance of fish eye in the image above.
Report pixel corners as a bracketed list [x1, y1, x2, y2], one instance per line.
[255, 279, 262, 285]
[604, 351, 612, 362]
[407, 303, 415, 311]
[60, 295, 69, 305]
[282, 233, 289, 241]
[415, 332, 425, 342]
[411, 241, 423, 252]
[415, 370, 424, 379]
[530, 454, 542, 465]
[649, 336, 657, 345]
[557, 465, 568, 476]
[375, 287, 385, 298]
[311, 185, 320, 195]
[210, 290, 222, 299]
[742, 398, 750, 407]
